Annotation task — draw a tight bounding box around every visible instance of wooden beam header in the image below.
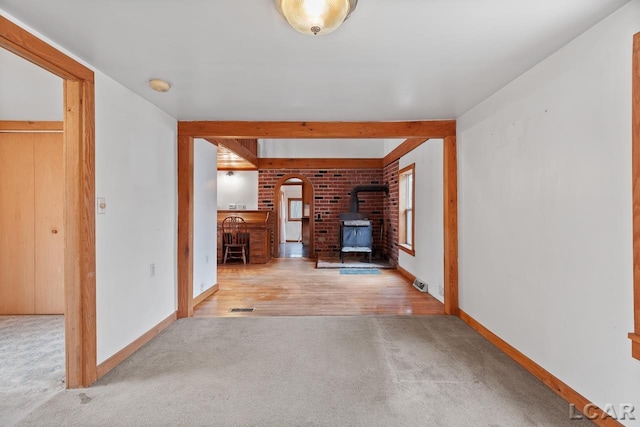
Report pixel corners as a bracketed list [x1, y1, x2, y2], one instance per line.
[178, 120, 456, 139]
[383, 138, 428, 167]
[258, 158, 382, 170]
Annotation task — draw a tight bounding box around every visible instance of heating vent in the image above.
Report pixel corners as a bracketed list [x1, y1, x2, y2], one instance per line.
[412, 278, 428, 293]
[230, 308, 255, 313]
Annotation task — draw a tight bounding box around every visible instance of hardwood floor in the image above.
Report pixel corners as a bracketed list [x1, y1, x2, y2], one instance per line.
[194, 258, 445, 317]
[278, 242, 310, 258]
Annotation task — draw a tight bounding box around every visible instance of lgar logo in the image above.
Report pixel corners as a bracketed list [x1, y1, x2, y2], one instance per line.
[570, 403, 636, 421]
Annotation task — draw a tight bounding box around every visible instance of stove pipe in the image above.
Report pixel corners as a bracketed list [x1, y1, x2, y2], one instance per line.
[348, 184, 389, 213]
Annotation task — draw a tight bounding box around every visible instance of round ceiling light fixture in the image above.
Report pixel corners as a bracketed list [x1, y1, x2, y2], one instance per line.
[148, 78, 172, 93]
[275, 0, 357, 36]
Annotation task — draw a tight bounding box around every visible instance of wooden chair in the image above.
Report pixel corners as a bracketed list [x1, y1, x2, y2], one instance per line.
[222, 216, 249, 264]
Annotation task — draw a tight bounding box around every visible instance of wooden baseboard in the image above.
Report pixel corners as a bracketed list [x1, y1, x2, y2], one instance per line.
[396, 265, 416, 283]
[459, 310, 622, 427]
[96, 311, 177, 379]
[193, 283, 219, 307]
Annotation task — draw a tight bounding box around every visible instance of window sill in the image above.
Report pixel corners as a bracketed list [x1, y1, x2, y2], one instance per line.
[398, 243, 415, 256]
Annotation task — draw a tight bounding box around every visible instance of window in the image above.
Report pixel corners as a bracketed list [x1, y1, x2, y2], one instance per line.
[399, 164, 415, 256]
[288, 198, 303, 221]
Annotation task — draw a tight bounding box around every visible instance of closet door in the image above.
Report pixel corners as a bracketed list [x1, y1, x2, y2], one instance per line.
[0, 133, 35, 314]
[34, 133, 64, 314]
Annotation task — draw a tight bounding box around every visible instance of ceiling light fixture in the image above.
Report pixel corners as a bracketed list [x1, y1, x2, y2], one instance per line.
[148, 78, 172, 93]
[274, 0, 357, 36]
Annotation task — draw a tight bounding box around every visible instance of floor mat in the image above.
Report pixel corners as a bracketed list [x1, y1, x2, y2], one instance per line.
[339, 268, 381, 275]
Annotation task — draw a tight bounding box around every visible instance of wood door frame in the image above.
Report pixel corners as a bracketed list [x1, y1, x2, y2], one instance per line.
[177, 121, 458, 317]
[274, 175, 314, 256]
[0, 17, 97, 387]
[631, 31, 640, 359]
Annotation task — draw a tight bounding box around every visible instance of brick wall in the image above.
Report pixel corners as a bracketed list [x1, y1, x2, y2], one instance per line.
[383, 160, 399, 266]
[259, 169, 388, 259]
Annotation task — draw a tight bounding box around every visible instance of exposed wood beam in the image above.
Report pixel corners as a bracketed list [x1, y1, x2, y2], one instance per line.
[383, 138, 428, 166]
[632, 31, 640, 360]
[179, 121, 456, 139]
[218, 165, 258, 171]
[258, 158, 383, 169]
[207, 138, 258, 167]
[443, 136, 459, 316]
[0, 16, 94, 82]
[177, 136, 194, 319]
[0, 120, 63, 132]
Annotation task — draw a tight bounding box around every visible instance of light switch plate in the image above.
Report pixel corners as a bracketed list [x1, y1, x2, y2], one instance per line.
[97, 197, 106, 214]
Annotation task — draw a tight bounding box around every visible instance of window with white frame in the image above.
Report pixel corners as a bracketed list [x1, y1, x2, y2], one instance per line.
[399, 164, 415, 255]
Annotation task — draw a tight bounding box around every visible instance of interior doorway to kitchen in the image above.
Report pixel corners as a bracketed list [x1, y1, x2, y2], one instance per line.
[275, 175, 313, 258]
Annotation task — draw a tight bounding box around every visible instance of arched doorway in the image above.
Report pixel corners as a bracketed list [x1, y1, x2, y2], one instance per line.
[274, 174, 314, 258]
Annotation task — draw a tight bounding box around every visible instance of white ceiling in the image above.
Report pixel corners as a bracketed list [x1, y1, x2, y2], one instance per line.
[0, 0, 630, 121]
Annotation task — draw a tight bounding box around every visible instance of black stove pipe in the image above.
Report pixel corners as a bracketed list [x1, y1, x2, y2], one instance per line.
[348, 184, 389, 213]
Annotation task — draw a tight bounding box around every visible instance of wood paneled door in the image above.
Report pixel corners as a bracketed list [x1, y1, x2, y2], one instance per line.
[0, 132, 64, 314]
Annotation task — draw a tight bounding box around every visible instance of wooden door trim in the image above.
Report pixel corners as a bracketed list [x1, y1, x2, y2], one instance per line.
[443, 136, 459, 316]
[631, 31, 640, 360]
[177, 136, 194, 318]
[0, 121, 63, 132]
[0, 16, 97, 387]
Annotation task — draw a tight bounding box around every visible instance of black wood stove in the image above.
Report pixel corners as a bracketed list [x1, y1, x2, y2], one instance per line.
[339, 184, 388, 263]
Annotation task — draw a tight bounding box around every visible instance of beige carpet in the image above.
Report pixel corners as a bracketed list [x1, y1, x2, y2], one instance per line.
[14, 316, 592, 426]
[0, 316, 65, 427]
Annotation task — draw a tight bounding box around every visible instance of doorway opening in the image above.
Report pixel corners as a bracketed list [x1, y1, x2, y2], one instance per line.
[0, 46, 66, 424]
[274, 175, 314, 258]
[0, 16, 97, 389]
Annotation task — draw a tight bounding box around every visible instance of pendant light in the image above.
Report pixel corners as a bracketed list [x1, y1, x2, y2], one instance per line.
[275, 0, 358, 36]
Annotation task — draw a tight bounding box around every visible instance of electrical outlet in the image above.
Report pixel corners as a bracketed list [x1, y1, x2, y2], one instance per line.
[412, 278, 428, 293]
[150, 263, 156, 278]
[438, 285, 444, 296]
[200, 282, 205, 292]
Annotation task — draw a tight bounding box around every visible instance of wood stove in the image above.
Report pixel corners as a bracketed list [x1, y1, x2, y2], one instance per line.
[339, 184, 388, 263]
[340, 219, 373, 263]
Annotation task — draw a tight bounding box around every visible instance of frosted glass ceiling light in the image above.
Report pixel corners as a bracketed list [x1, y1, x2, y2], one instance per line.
[275, 0, 357, 36]
[148, 78, 172, 92]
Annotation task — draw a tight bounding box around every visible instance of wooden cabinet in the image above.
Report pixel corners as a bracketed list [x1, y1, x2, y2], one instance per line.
[217, 210, 273, 264]
[0, 132, 64, 314]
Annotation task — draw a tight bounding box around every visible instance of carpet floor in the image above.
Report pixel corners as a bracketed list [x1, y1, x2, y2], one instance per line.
[0, 316, 65, 427]
[16, 316, 591, 426]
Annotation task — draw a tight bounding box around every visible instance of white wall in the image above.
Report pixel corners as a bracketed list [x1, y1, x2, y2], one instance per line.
[217, 170, 258, 210]
[95, 72, 177, 364]
[259, 139, 387, 158]
[458, 1, 640, 424]
[0, 48, 63, 120]
[194, 139, 217, 298]
[282, 185, 302, 241]
[398, 140, 444, 303]
[1, 12, 180, 364]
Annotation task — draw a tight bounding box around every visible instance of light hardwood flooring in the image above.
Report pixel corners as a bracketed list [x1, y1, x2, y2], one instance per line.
[194, 258, 444, 317]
